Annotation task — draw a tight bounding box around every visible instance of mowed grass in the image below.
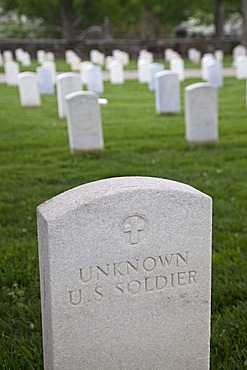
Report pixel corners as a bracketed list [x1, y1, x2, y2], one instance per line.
[0, 75, 246, 369]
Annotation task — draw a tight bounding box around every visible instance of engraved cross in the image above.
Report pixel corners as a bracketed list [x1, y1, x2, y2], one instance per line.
[123, 215, 145, 245]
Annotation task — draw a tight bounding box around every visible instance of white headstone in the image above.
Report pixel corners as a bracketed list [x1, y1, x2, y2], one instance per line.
[70, 56, 81, 71]
[90, 50, 105, 66]
[36, 66, 54, 95]
[65, 50, 76, 64]
[65, 91, 104, 153]
[46, 52, 55, 62]
[79, 61, 93, 85]
[139, 50, 153, 63]
[214, 50, 224, 62]
[21, 52, 31, 67]
[155, 71, 180, 114]
[3, 50, 13, 63]
[37, 176, 212, 370]
[185, 82, 218, 144]
[201, 55, 214, 80]
[109, 61, 125, 84]
[42, 61, 56, 85]
[137, 59, 151, 83]
[56, 72, 82, 119]
[86, 65, 104, 93]
[15, 48, 25, 62]
[170, 58, 185, 81]
[233, 45, 247, 63]
[148, 63, 164, 91]
[235, 56, 247, 79]
[207, 60, 223, 88]
[37, 50, 46, 64]
[4, 61, 20, 86]
[17, 72, 41, 107]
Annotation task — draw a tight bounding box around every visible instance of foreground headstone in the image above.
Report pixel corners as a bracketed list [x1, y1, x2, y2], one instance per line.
[17, 72, 41, 107]
[185, 82, 218, 144]
[56, 72, 82, 118]
[37, 176, 212, 370]
[65, 91, 104, 153]
[155, 71, 180, 114]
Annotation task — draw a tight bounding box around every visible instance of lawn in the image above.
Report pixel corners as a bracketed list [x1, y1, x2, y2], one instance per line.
[0, 74, 246, 369]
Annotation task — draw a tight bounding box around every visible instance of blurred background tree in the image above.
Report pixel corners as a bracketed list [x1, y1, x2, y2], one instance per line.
[0, 0, 245, 43]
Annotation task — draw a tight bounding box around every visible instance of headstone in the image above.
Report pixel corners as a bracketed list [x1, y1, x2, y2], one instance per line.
[21, 52, 31, 67]
[46, 52, 55, 62]
[79, 61, 93, 85]
[148, 63, 164, 91]
[214, 50, 224, 62]
[137, 59, 151, 83]
[70, 56, 81, 71]
[207, 60, 223, 88]
[90, 50, 105, 66]
[155, 71, 180, 114]
[37, 176, 212, 370]
[139, 50, 153, 63]
[42, 61, 56, 85]
[15, 48, 25, 62]
[56, 72, 82, 119]
[185, 82, 218, 144]
[235, 56, 247, 79]
[170, 58, 185, 81]
[37, 50, 46, 64]
[17, 72, 41, 107]
[201, 55, 214, 80]
[36, 66, 54, 95]
[109, 61, 125, 84]
[164, 48, 174, 61]
[86, 65, 104, 93]
[65, 91, 104, 153]
[3, 50, 13, 63]
[233, 45, 247, 63]
[4, 61, 20, 86]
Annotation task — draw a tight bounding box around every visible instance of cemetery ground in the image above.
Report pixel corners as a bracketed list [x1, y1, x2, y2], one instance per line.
[0, 76, 247, 369]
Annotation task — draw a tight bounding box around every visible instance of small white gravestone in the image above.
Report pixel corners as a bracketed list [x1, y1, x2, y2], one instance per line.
[17, 72, 41, 107]
[214, 49, 224, 62]
[46, 52, 55, 62]
[79, 61, 92, 85]
[15, 48, 25, 62]
[235, 56, 247, 79]
[139, 50, 153, 63]
[37, 50, 46, 64]
[233, 45, 247, 63]
[37, 176, 212, 370]
[148, 63, 164, 91]
[42, 61, 56, 85]
[170, 58, 185, 81]
[65, 91, 104, 153]
[86, 65, 104, 93]
[164, 48, 174, 61]
[3, 50, 13, 62]
[207, 60, 223, 88]
[109, 61, 124, 84]
[185, 82, 218, 144]
[138, 59, 151, 83]
[65, 50, 76, 64]
[21, 51, 31, 67]
[155, 71, 180, 114]
[56, 72, 82, 119]
[90, 50, 105, 66]
[4, 61, 20, 86]
[201, 55, 214, 81]
[36, 66, 54, 95]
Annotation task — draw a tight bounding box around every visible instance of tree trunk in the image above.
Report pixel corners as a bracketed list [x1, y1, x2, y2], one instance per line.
[214, 0, 224, 37]
[241, 0, 247, 45]
[60, 0, 76, 39]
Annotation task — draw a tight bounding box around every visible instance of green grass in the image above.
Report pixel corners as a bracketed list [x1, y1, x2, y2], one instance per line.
[0, 76, 246, 369]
